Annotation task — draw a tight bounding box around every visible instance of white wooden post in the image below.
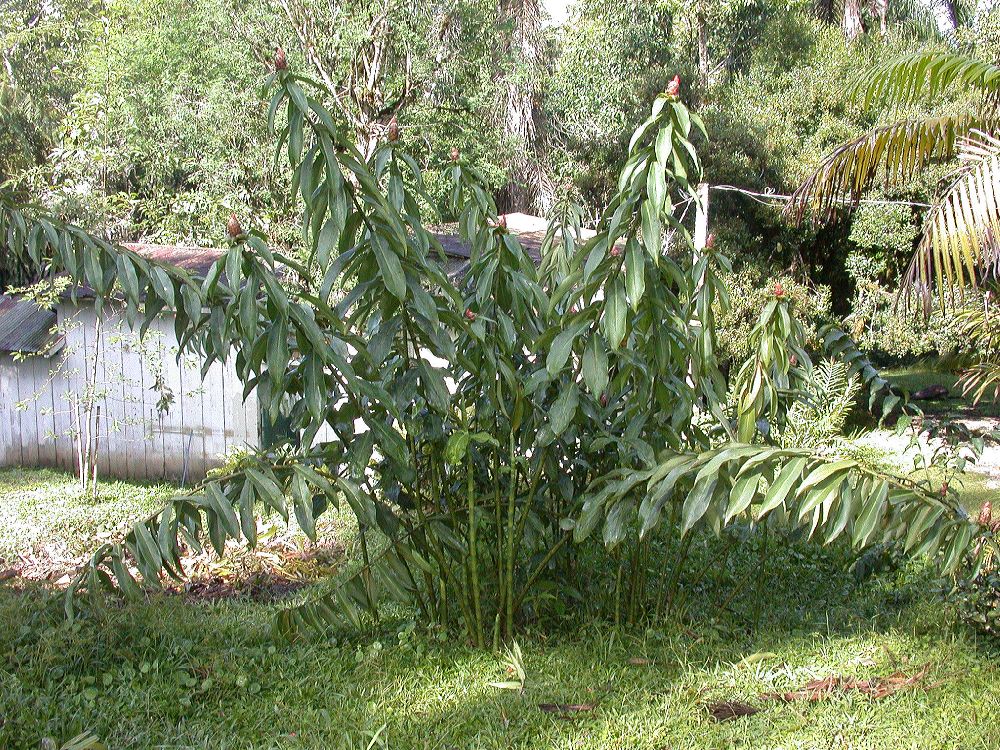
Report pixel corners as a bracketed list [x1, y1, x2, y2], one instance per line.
[687, 182, 711, 389]
[694, 182, 710, 253]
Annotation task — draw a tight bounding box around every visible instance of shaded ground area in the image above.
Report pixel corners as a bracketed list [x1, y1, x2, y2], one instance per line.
[0, 468, 344, 600]
[1, 469, 1000, 748]
[3, 539, 999, 749]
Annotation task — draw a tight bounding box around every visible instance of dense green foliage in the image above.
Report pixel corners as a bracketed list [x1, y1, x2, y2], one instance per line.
[5, 4, 1000, 745]
[7, 0, 999, 336]
[2, 0, 512, 248]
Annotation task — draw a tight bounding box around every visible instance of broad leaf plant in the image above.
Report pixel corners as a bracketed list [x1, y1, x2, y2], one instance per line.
[0, 57, 992, 645]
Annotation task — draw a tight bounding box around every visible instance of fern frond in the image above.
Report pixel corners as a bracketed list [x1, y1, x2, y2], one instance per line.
[786, 115, 979, 225]
[851, 52, 1000, 111]
[820, 325, 911, 421]
[811, 359, 850, 405]
[812, 359, 860, 434]
[901, 132, 1000, 312]
[781, 360, 860, 449]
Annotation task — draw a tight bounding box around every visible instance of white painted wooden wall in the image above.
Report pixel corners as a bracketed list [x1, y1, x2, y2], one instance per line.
[0, 302, 260, 482]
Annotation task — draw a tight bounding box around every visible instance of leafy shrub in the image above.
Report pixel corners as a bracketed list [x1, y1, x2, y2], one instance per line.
[952, 568, 1000, 638]
[3, 59, 988, 648]
[847, 277, 978, 363]
[716, 262, 833, 366]
[840, 165, 977, 364]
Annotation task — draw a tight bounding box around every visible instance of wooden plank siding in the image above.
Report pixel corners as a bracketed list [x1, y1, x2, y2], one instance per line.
[0, 303, 260, 482]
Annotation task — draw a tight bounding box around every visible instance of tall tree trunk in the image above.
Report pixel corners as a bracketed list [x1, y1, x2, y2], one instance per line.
[697, 3, 711, 86]
[843, 0, 867, 40]
[875, 0, 889, 34]
[498, 0, 547, 214]
[815, 0, 835, 24]
[919, 0, 958, 37]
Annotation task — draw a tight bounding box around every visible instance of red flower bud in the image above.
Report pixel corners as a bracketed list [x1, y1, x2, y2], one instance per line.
[387, 116, 399, 142]
[706, 232, 716, 249]
[610, 245, 623, 258]
[274, 47, 288, 72]
[599, 392, 608, 407]
[497, 215, 507, 230]
[666, 75, 681, 98]
[226, 213, 243, 238]
[978, 500, 993, 526]
[789, 354, 797, 367]
[773, 281, 785, 298]
[450, 147, 460, 162]
[940, 482, 949, 497]
[465, 308, 476, 321]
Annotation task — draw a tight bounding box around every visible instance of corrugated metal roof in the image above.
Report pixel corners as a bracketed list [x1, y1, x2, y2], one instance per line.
[433, 212, 595, 278]
[122, 243, 226, 276]
[0, 295, 60, 354]
[2, 221, 564, 356]
[54, 216, 567, 303]
[62, 243, 227, 299]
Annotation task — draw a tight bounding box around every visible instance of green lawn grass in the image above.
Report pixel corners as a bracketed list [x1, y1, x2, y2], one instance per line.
[2, 470, 1000, 749]
[0, 468, 172, 561]
[885, 366, 1000, 420]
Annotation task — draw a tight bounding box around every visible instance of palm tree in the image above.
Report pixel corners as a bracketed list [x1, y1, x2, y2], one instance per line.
[497, 0, 548, 213]
[787, 51, 1000, 397]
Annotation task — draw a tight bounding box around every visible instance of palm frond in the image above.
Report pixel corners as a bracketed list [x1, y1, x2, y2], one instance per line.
[786, 114, 978, 224]
[901, 132, 1000, 311]
[851, 52, 1000, 111]
[957, 360, 1000, 403]
[948, 296, 1000, 403]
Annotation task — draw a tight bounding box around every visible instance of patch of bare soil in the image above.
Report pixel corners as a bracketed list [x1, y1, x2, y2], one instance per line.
[705, 700, 760, 722]
[167, 542, 342, 602]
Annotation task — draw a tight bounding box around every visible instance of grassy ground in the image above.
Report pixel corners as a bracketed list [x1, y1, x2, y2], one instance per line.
[885, 366, 1000, 420]
[0, 468, 172, 562]
[2, 468, 1000, 748]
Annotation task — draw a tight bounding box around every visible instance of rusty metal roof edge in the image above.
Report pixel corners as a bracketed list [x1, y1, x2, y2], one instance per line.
[0, 294, 60, 355]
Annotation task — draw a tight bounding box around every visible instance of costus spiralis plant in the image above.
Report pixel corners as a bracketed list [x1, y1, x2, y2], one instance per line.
[1, 58, 994, 646]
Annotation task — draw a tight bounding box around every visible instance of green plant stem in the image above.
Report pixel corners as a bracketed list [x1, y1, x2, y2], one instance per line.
[753, 524, 770, 628]
[614, 559, 624, 627]
[675, 533, 737, 617]
[511, 446, 547, 564]
[512, 532, 571, 613]
[504, 415, 519, 641]
[466, 448, 484, 648]
[663, 532, 694, 616]
[357, 522, 379, 624]
[493, 447, 504, 638]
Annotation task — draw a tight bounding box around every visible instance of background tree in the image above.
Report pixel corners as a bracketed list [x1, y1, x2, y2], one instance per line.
[495, 0, 547, 212]
[0, 0, 91, 190]
[788, 48, 1000, 395]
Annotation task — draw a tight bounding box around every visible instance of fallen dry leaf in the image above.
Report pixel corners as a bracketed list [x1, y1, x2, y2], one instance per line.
[706, 701, 759, 722]
[764, 664, 932, 702]
[628, 657, 651, 666]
